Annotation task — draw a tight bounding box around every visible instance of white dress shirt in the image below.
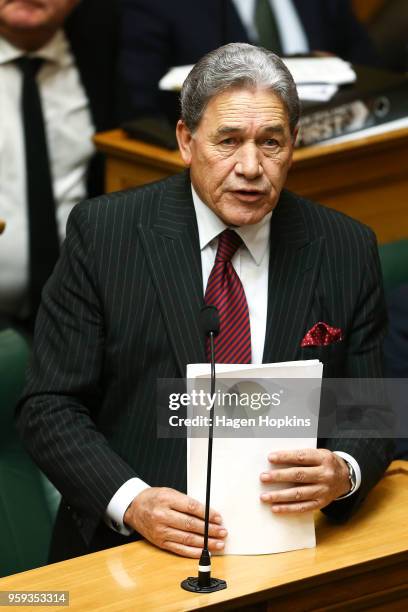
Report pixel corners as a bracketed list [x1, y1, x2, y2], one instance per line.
[106, 185, 360, 535]
[0, 31, 95, 317]
[232, 0, 309, 55]
[193, 185, 271, 364]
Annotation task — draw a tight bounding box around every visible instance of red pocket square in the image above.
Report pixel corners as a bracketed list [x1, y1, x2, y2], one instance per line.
[301, 322, 343, 348]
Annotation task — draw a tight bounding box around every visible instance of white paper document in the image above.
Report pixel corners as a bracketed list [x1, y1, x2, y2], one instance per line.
[159, 65, 192, 91]
[297, 84, 338, 102]
[187, 360, 323, 555]
[282, 57, 356, 85]
[159, 57, 355, 100]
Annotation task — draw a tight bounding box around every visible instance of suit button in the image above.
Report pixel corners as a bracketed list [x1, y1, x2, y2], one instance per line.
[66, 505, 71, 511]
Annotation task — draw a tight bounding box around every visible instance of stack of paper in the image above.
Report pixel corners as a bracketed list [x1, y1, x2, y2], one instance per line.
[187, 360, 323, 555]
[282, 57, 356, 85]
[158, 57, 356, 102]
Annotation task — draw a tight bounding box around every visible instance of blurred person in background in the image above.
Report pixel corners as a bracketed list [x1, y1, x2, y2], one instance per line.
[0, 0, 130, 332]
[384, 284, 408, 460]
[120, 0, 379, 121]
[367, 0, 408, 73]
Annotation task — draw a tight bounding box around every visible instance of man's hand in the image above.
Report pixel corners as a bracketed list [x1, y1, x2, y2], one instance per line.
[124, 487, 227, 558]
[259, 449, 351, 513]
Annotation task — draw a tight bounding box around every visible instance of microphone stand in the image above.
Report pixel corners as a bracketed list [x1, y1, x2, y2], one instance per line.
[181, 329, 227, 593]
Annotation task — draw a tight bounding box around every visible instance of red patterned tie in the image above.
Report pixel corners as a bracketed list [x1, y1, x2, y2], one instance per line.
[204, 229, 251, 363]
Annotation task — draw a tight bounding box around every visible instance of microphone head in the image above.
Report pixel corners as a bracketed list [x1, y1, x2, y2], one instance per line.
[200, 305, 220, 337]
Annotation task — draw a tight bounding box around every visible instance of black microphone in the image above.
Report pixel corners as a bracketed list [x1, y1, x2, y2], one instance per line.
[181, 306, 227, 594]
[200, 305, 219, 400]
[199, 304, 220, 338]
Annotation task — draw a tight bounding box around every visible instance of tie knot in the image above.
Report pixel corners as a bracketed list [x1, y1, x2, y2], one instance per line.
[215, 229, 243, 262]
[16, 56, 44, 77]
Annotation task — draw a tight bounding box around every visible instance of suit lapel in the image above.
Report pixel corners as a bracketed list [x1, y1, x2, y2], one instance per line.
[139, 177, 323, 370]
[263, 191, 324, 363]
[138, 173, 206, 376]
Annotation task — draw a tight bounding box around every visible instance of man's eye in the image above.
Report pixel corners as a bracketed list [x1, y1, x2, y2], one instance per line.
[262, 138, 279, 147]
[220, 138, 237, 145]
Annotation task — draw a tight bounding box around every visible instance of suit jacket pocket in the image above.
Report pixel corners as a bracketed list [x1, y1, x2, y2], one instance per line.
[301, 341, 346, 375]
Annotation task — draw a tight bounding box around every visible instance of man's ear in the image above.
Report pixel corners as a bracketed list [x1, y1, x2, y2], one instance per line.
[287, 126, 299, 170]
[292, 126, 299, 147]
[176, 120, 193, 166]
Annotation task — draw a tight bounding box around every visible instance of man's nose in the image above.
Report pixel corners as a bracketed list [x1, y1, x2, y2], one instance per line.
[235, 143, 263, 179]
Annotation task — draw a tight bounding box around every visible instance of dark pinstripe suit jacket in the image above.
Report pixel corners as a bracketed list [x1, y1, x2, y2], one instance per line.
[17, 172, 394, 558]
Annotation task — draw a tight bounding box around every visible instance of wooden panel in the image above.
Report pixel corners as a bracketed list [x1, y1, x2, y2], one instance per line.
[286, 129, 408, 244]
[95, 129, 182, 172]
[266, 558, 408, 611]
[315, 181, 408, 245]
[105, 157, 178, 192]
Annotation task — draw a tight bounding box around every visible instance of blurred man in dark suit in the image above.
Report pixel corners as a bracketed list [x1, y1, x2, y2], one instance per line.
[368, 0, 408, 73]
[384, 284, 408, 459]
[0, 0, 129, 329]
[18, 43, 393, 562]
[120, 0, 378, 120]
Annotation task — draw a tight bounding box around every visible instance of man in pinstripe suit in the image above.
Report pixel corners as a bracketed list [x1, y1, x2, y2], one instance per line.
[17, 44, 393, 562]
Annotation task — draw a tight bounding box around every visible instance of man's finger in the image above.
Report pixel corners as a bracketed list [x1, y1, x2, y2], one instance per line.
[169, 492, 222, 524]
[163, 541, 203, 558]
[162, 528, 226, 552]
[270, 500, 321, 513]
[165, 509, 227, 539]
[260, 466, 321, 484]
[268, 449, 323, 466]
[261, 485, 322, 504]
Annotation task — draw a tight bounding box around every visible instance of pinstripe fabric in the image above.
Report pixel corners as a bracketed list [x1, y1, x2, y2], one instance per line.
[16, 171, 393, 556]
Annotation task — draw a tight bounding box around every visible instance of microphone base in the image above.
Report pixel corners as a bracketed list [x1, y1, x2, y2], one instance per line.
[180, 576, 227, 593]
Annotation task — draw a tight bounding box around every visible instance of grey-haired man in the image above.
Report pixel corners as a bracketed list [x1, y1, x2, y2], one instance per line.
[18, 43, 393, 562]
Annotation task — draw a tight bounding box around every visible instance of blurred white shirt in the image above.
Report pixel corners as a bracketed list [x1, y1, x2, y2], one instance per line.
[232, 0, 309, 55]
[0, 30, 95, 317]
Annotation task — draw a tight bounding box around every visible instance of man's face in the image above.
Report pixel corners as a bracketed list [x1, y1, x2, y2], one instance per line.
[177, 87, 296, 226]
[0, 0, 78, 31]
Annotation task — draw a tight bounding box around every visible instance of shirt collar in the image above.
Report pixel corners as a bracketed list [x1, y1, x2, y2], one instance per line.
[191, 184, 272, 266]
[0, 29, 70, 67]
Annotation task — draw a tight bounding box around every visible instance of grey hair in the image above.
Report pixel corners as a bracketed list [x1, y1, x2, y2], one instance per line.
[180, 43, 300, 134]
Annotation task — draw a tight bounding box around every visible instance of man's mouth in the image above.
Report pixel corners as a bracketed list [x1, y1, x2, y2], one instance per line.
[232, 189, 266, 202]
[8, 1, 44, 5]
[6, 0, 45, 8]
[10, 0, 44, 8]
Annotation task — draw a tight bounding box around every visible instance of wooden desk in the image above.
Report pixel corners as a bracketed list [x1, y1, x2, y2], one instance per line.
[1, 461, 407, 611]
[94, 127, 408, 245]
[352, 0, 385, 23]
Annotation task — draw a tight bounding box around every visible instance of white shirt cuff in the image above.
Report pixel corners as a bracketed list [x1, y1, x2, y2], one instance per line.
[105, 477, 150, 535]
[333, 451, 362, 500]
